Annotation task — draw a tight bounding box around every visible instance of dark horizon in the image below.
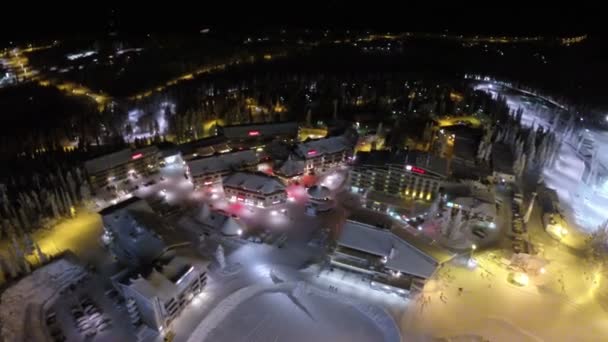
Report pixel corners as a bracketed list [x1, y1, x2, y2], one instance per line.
[1, 4, 602, 43]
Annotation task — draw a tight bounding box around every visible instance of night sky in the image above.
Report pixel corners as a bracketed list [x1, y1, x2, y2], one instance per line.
[1, 3, 602, 42]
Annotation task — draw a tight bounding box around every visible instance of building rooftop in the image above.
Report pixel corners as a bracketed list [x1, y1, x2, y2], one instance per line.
[276, 155, 305, 177]
[295, 135, 351, 159]
[122, 256, 208, 302]
[99, 196, 146, 215]
[337, 220, 439, 279]
[178, 135, 230, 158]
[223, 172, 286, 195]
[187, 150, 259, 177]
[193, 205, 244, 235]
[354, 150, 448, 178]
[84, 146, 159, 175]
[218, 121, 298, 139]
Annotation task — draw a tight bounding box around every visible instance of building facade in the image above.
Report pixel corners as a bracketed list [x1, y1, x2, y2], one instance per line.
[114, 257, 208, 332]
[186, 150, 259, 188]
[350, 150, 448, 201]
[330, 220, 438, 296]
[84, 146, 161, 193]
[217, 121, 298, 148]
[223, 172, 287, 208]
[294, 135, 354, 173]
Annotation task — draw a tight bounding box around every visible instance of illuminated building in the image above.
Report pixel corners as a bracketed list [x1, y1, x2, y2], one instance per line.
[177, 135, 231, 161]
[113, 256, 208, 331]
[187, 150, 259, 188]
[350, 150, 448, 201]
[84, 146, 160, 193]
[330, 220, 438, 296]
[217, 121, 298, 148]
[294, 135, 354, 172]
[223, 172, 286, 208]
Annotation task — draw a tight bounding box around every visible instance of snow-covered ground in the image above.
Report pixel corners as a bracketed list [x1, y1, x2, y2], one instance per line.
[476, 81, 608, 232]
[189, 281, 399, 342]
[0, 258, 87, 341]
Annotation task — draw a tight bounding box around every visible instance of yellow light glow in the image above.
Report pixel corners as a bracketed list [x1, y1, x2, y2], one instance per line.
[512, 272, 529, 286]
[426, 193, 432, 200]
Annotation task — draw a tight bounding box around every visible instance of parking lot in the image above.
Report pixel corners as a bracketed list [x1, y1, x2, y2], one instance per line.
[45, 274, 136, 342]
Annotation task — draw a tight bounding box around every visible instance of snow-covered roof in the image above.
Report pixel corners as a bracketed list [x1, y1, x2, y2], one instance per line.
[84, 146, 159, 175]
[223, 172, 286, 195]
[126, 256, 205, 302]
[99, 196, 150, 215]
[178, 135, 229, 157]
[276, 155, 305, 177]
[295, 136, 351, 159]
[337, 220, 438, 279]
[194, 209, 243, 236]
[187, 150, 259, 177]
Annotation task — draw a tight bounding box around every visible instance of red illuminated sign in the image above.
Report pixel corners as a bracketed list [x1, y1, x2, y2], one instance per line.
[411, 166, 426, 174]
[307, 149, 317, 156]
[131, 153, 143, 160]
[248, 130, 260, 136]
[237, 195, 245, 201]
